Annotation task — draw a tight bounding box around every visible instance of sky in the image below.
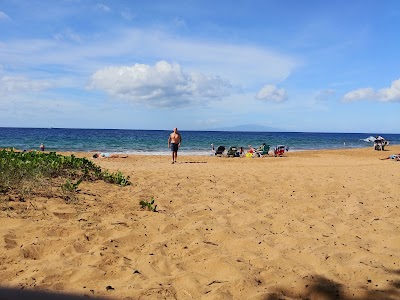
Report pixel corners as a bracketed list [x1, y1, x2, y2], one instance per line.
[1, 0, 400, 133]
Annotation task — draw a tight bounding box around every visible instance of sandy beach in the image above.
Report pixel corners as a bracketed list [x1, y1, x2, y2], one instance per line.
[1, 146, 399, 299]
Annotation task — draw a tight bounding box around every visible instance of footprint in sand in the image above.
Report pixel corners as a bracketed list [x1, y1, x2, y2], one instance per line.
[20, 244, 45, 260]
[4, 233, 18, 249]
[73, 242, 88, 253]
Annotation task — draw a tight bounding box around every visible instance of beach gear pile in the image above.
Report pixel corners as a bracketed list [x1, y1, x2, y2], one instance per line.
[362, 135, 390, 151]
[213, 144, 288, 157]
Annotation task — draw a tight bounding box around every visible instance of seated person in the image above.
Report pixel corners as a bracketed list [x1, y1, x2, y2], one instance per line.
[93, 153, 128, 159]
[238, 147, 245, 157]
[247, 145, 255, 154]
[245, 145, 256, 158]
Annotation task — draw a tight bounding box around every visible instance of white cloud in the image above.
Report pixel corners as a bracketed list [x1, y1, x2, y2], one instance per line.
[120, 11, 134, 21]
[153, 34, 298, 86]
[95, 3, 111, 12]
[0, 75, 52, 97]
[343, 79, 400, 102]
[53, 28, 82, 42]
[315, 89, 335, 101]
[377, 79, 400, 101]
[0, 28, 299, 90]
[255, 84, 287, 102]
[0, 11, 11, 21]
[173, 17, 186, 28]
[343, 87, 375, 102]
[89, 61, 232, 107]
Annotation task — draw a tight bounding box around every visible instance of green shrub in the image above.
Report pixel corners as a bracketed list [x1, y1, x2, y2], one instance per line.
[101, 170, 131, 186]
[0, 149, 131, 202]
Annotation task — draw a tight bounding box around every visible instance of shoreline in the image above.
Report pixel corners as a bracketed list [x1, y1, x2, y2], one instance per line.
[61, 144, 400, 158]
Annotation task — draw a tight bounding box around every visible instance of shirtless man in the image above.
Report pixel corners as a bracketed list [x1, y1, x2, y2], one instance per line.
[168, 128, 182, 164]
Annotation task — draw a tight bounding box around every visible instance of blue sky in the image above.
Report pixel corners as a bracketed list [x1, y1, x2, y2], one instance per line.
[1, 0, 399, 133]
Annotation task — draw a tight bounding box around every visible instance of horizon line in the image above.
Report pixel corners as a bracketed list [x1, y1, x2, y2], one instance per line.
[0, 126, 398, 135]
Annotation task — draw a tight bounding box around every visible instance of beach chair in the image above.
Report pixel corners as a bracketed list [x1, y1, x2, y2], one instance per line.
[374, 136, 389, 151]
[274, 145, 287, 156]
[227, 146, 238, 157]
[215, 146, 226, 156]
[374, 140, 383, 151]
[258, 144, 270, 156]
[383, 140, 389, 150]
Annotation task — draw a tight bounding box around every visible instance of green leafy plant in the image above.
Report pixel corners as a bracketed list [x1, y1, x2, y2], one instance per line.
[0, 149, 131, 203]
[140, 197, 157, 212]
[61, 178, 83, 193]
[102, 170, 131, 186]
[61, 178, 83, 202]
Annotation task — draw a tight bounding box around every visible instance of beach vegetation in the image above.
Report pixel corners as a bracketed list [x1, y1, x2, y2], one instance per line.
[140, 197, 157, 212]
[101, 170, 131, 186]
[61, 178, 83, 202]
[0, 149, 131, 202]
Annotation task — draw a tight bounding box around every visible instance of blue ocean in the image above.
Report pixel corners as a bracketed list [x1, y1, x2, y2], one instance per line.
[1, 127, 399, 155]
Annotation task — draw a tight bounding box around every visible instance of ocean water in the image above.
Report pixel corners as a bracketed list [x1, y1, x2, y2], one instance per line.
[1, 127, 399, 156]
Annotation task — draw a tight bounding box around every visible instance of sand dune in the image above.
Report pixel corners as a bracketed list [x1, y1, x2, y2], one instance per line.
[1, 147, 399, 299]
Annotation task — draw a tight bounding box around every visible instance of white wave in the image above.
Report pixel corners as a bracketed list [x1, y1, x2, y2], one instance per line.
[361, 136, 376, 142]
[121, 150, 215, 156]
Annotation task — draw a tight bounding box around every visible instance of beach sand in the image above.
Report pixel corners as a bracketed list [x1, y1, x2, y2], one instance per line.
[1, 146, 399, 299]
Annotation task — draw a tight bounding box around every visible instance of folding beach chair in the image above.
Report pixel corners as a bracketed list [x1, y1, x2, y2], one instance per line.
[257, 144, 270, 156]
[215, 146, 226, 156]
[227, 146, 238, 157]
[274, 145, 288, 156]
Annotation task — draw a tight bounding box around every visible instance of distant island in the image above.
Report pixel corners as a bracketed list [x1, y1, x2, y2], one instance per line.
[207, 124, 285, 132]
